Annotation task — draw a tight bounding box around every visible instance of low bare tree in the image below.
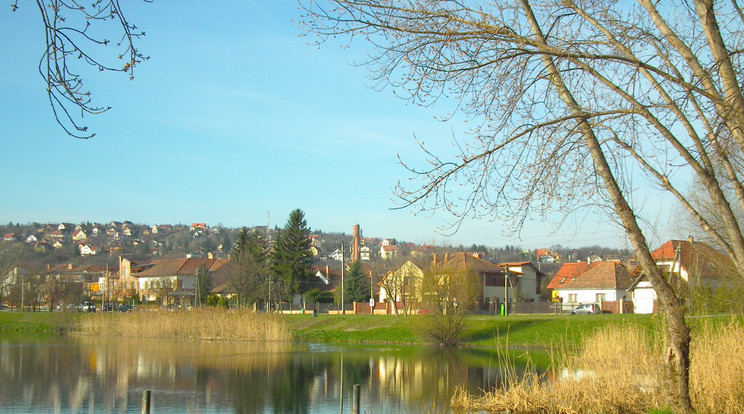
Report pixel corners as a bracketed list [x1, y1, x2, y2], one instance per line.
[0, 244, 23, 303]
[302, 1, 744, 411]
[418, 266, 481, 346]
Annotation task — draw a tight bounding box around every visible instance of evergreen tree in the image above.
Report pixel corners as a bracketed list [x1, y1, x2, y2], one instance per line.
[344, 260, 370, 303]
[272, 209, 314, 298]
[194, 265, 212, 307]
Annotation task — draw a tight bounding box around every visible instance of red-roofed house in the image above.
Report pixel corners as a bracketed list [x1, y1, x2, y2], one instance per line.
[555, 261, 633, 310]
[380, 244, 398, 260]
[134, 257, 225, 305]
[628, 239, 736, 313]
[546, 261, 601, 291]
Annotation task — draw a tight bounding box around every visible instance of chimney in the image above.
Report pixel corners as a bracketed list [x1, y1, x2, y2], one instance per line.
[688, 235, 694, 244]
[352, 224, 361, 263]
[444, 252, 449, 262]
[325, 265, 330, 278]
[208, 252, 214, 260]
[68, 263, 73, 270]
[432, 254, 438, 266]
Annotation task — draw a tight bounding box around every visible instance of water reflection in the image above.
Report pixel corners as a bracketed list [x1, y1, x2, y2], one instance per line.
[0, 336, 543, 413]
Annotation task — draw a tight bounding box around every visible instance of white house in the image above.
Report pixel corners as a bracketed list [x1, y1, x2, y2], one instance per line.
[628, 239, 735, 314]
[550, 261, 632, 308]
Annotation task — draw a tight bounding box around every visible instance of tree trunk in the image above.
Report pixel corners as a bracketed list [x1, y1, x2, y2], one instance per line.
[520, 0, 694, 411]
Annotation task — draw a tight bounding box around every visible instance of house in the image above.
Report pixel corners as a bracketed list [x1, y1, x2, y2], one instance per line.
[191, 223, 208, 231]
[380, 244, 398, 260]
[330, 248, 344, 262]
[411, 245, 435, 258]
[78, 244, 97, 256]
[35, 240, 53, 252]
[134, 257, 227, 305]
[3, 233, 15, 242]
[25, 234, 37, 244]
[379, 260, 425, 308]
[379, 253, 544, 312]
[52, 240, 64, 249]
[72, 230, 87, 242]
[546, 261, 601, 291]
[553, 261, 633, 311]
[360, 245, 371, 261]
[628, 239, 736, 314]
[150, 225, 159, 234]
[48, 231, 64, 240]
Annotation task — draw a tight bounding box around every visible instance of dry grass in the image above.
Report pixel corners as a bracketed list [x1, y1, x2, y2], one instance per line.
[76, 308, 292, 342]
[453, 320, 744, 413]
[690, 320, 744, 414]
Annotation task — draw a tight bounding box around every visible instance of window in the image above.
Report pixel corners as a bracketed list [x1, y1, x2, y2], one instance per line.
[568, 294, 577, 303]
[596, 293, 606, 303]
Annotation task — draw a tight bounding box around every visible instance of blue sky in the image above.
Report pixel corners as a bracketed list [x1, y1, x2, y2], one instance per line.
[0, 1, 636, 249]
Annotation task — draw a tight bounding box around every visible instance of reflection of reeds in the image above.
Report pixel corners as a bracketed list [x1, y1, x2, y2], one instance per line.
[74, 337, 292, 373]
[76, 309, 292, 342]
[453, 321, 744, 413]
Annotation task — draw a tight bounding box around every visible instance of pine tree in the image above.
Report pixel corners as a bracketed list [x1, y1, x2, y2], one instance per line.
[272, 209, 314, 298]
[344, 260, 370, 303]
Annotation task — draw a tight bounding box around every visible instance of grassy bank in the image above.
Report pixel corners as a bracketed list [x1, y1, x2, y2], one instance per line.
[0, 311, 80, 335]
[286, 313, 660, 348]
[1, 311, 739, 348]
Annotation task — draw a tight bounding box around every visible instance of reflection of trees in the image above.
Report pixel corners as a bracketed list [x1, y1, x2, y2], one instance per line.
[0, 338, 547, 412]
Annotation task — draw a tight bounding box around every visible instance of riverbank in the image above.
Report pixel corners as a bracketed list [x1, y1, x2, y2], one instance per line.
[286, 313, 665, 348]
[2, 311, 740, 348]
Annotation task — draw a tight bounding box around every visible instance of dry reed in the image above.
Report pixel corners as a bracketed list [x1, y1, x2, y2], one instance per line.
[76, 308, 292, 342]
[453, 321, 744, 413]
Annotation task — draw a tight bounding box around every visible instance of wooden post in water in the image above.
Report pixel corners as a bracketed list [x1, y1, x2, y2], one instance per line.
[352, 384, 360, 414]
[142, 390, 151, 414]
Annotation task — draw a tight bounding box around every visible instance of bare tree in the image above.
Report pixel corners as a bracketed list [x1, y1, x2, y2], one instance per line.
[0, 244, 24, 303]
[11, 0, 149, 138]
[418, 265, 481, 346]
[301, 1, 744, 411]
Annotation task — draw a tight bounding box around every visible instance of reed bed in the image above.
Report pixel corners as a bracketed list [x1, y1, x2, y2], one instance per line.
[453, 320, 744, 414]
[76, 308, 292, 342]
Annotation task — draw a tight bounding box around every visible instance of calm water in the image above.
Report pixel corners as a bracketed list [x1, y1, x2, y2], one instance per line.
[0, 336, 542, 413]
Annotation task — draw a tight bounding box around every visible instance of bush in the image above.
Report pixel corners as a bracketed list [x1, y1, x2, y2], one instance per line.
[306, 288, 334, 304]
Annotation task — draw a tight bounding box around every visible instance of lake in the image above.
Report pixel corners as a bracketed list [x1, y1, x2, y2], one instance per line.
[0, 336, 544, 413]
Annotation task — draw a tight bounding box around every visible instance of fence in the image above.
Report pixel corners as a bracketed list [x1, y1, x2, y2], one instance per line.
[278, 300, 636, 315]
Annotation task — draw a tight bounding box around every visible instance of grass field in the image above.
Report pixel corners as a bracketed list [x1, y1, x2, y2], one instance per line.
[285, 313, 663, 348]
[1, 310, 739, 349]
[0, 310, 80, 335]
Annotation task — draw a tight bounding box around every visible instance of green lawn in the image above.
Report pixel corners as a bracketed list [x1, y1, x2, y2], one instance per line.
[3, 310, 737, 350]
[0, 311, 80, 335]
[285, 313, 662, 348]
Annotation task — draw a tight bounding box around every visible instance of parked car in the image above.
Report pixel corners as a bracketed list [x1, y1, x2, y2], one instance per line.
[78, 301, 96, 312]
[0, 304, 8, 311]
[571, 303, 600, 315]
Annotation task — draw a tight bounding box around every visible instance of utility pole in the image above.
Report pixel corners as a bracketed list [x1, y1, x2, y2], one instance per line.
[341, 242, 345, 314]
[504, 265, 509, 316]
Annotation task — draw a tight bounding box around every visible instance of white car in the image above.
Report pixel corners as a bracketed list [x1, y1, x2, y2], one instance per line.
[571, 303, 600, 315]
